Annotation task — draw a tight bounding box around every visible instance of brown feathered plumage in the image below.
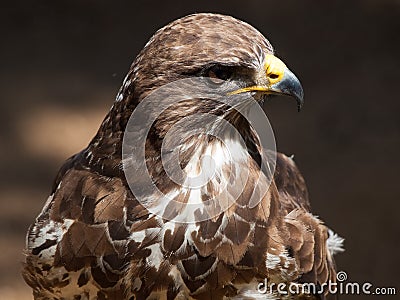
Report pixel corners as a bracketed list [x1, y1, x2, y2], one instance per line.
[23, 13, 343, 299]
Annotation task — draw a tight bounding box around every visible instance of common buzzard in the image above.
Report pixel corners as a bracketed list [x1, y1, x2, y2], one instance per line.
[23, 13, 344, 299]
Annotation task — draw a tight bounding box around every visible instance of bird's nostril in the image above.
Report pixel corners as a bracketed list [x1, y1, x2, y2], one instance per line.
[268, 73, 279, 79]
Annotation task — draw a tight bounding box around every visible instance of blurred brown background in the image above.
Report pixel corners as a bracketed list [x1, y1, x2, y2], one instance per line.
[0, 0, 399, 299]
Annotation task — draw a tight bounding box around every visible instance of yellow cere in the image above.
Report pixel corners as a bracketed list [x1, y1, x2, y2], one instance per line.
[264, 54, 286, 85]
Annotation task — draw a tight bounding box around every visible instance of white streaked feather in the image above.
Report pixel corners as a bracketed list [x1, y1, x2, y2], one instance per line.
[265, 252, 281, 269]
[129, 230, 146, 243]
[145, 244, 164, 271]
[327, 229, 345, 255]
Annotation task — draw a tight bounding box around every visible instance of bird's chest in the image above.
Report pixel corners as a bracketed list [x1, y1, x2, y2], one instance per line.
[148, 138, 256, 224]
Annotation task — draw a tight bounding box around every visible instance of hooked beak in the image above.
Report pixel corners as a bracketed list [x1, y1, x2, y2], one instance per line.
[230, 54, 304, 111]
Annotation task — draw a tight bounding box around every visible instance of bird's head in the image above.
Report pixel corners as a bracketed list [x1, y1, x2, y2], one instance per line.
[88, 13, 305, 188]
[105, 13, 305, 205]
[120, 13, 304, 112]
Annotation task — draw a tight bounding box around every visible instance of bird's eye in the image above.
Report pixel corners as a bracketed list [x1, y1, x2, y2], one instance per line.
[206, 66, 233, 83]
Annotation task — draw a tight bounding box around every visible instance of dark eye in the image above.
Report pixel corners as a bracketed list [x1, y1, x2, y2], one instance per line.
[206, 65, 233, 83]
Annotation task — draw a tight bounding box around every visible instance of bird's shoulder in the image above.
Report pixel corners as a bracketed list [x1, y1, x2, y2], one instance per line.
[23, 152, 153, 298]
[273, 152, 311, 213]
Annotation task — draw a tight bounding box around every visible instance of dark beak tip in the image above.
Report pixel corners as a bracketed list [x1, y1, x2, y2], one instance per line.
[293, 76, 304, 112]
[296, 91, 304, 112]
[272, 68, 304, 112]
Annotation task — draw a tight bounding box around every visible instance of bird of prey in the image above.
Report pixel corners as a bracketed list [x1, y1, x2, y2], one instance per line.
[23, 13, 344, 300]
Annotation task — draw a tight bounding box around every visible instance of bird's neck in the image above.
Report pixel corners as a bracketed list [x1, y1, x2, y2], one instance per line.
[86, 96, 262, 192]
